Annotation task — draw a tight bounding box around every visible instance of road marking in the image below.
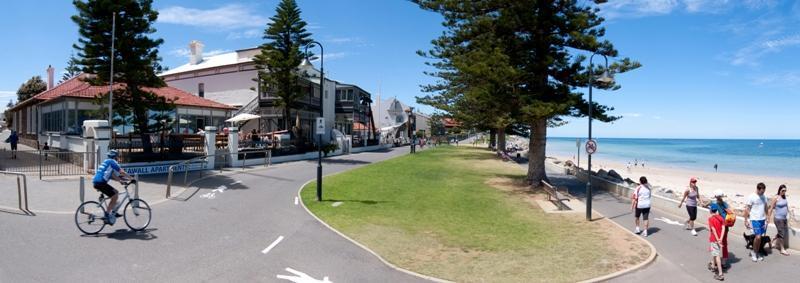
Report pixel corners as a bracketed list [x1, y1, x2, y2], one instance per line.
[261, 236, 285, 254]
[212, 185, 228, 193]
[332, 202, 343, 207]
[294, 197, 299, 205]
[199, 192, 216, 199]
[276, 267, 331, 283]
[655, 217, 683, 226]
[230, 180, 242, 185]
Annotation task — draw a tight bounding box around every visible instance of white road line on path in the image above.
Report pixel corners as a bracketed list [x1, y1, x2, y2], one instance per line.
[655, 216, 683, 226]
[199, 192, 216, 199]
[294, 197, 299, 205]
[261, 236, 285, 254]
[230, 180, 242, 185]
[276, 267, 332, 283]
[212, 185, 228, 193]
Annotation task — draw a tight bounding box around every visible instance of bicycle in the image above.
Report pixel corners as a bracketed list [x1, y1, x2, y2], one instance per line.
[74, 179, 152, 235]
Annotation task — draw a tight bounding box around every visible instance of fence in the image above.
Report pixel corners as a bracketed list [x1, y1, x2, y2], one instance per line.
[0, 171, 30, 214]
[0, 150, 88, 179]
[111, 133, 206, 163]
[165, 149, 272, 198]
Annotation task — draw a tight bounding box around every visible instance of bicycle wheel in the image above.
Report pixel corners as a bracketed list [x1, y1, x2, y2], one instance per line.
[75, 201, 106, 235]
[123, 199, 151, 231]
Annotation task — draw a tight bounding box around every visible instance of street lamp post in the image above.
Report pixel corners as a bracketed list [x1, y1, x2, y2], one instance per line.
[586, 53, 613, 221]
[305, 41, 324, 201]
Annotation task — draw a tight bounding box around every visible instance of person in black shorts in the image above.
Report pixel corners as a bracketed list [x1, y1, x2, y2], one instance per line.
[632, 176, 653, 237]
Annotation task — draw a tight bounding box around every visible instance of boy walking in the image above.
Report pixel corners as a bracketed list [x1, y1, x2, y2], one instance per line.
[708, 207, 726, 281]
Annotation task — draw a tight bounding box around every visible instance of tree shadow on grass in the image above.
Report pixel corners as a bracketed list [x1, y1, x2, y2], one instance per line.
[320, 199, 390, 205]
[322, 159, 372, 165]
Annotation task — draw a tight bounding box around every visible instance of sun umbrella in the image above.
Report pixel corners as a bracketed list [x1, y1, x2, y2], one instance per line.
[225, 113, 260, 123]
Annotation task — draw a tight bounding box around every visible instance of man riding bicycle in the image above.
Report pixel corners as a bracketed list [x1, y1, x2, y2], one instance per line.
[92, 150, 131, 225]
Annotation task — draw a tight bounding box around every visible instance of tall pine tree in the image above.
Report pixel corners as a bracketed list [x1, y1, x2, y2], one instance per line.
[72, 0, 172, 154]
[253, 0, 313, 130]
[16, 76, 48, 102]
[61, 53, 82, 84]
[416, 0, 641, 184]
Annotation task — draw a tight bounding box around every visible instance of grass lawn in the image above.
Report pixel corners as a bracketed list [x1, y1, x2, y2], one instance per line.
[301, 146, 649, 282]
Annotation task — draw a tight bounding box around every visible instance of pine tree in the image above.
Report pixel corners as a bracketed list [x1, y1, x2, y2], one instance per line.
[61, 53, 82, 84]
[416, 0, 641, 184]
[3, 99, 13, 127]
[253, 0, 313, 131]
[72, 0, 172, 154]
[16, 76, 48, 102]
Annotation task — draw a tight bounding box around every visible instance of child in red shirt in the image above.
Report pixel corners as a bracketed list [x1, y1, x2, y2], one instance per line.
[708, 207, 726, 281]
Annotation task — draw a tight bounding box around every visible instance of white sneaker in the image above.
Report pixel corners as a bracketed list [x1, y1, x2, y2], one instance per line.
[635, 226, 641, 234]
[758, 256, 764, 262]
[642, 229, 648, 237]
[751, 251, 758, 262]
[691, 229, 697, 236]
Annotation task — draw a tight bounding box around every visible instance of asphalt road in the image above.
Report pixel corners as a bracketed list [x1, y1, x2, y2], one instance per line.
[0, 146, 430, 282]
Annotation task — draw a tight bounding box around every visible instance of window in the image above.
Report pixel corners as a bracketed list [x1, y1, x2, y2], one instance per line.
[347, 89, 354, 101]
[198, 83, 205, 97]
[336, 90, 341, 100]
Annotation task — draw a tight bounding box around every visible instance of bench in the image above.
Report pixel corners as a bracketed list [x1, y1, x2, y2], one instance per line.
[541, 180, 571, 210]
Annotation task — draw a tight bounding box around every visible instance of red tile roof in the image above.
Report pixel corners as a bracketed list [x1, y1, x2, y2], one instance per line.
[12, 74, 234, 111]
[443, 118, 461, 128]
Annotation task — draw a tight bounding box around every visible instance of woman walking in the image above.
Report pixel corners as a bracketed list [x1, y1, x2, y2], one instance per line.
[769, 184, 791, 256]
[632, 176, 653, 237]
[679, 177, 702, 236]
[709, 190, 731, 269]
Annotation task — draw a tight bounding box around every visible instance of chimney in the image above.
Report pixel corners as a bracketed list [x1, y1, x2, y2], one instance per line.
[47, 65, 55, 90]
[189, 40, 204, 65]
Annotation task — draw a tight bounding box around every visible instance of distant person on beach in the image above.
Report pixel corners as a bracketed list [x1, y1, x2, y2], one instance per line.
[744, 182, 769, 262]
[635, 159, 638, 166]
[632, 176, 652, 237]
[714, 163, 718, 172]
[710, 190, 731, 268]
[768, 184, 791, 256]
[707, 206, 726, 281]
[679, 177, 701, 236]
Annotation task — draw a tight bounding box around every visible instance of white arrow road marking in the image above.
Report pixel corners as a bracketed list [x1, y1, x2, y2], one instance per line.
[230, 180, 242, 186]
[212, 185, 228, 193]
[199, 192, 216, 199]
[332, 202, 343, 207]
[655, 217, 683, 226]
[276, 267, 332, 283]
[294, 197, 299, 205]
[261, 236, 284, 254]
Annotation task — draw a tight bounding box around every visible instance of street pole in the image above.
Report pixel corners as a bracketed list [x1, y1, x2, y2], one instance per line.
[108, 12, 116, 126]
[577, 138, 580, 168]
[306, 41, 324, 202]
[586, 53, 610, 221]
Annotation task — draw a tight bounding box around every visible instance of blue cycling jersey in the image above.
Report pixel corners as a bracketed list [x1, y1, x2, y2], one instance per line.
[93, 159, 121, 184]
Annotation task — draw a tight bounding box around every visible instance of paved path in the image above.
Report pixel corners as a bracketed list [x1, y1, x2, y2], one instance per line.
[546, 166, 800, 283]
[0, 146, 429, 282]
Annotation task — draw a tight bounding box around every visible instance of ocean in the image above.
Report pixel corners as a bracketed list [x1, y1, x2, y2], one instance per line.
[546, 137, 800, 178]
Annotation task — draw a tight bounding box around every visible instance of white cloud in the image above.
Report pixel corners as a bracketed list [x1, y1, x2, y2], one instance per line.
[752, 71, 800, 87]
[600, 0, 773, 19]
[227, 29, 262, 40]
[730, 34, 800, 66]
[158, 4, 268, 30]
[653, 116, 662, 120]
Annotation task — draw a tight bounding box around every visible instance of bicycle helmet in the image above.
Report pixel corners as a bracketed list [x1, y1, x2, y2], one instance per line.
[107, 149, 119, 159]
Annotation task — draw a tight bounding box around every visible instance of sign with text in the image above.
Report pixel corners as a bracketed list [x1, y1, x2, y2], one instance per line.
[122, 162, 205, 175]
[316, 117, 325, 135]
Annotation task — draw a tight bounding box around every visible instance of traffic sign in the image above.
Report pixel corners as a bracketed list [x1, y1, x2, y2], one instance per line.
[316, 117, 325, 135]
[585, 139, 597, 155]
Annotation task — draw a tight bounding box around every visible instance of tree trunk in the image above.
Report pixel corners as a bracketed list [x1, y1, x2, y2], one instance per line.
[135, 110, 153, 154]
[489, 128, 496, 149]
[497, 127, 506, 152]
[282, 107, 289, 130]
[527, 118, 548, 185]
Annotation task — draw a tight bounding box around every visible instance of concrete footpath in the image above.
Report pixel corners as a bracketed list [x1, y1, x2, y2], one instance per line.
[545, 166, 800, 283]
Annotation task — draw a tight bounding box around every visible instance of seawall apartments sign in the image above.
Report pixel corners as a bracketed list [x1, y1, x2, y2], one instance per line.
[122, 162, 205, 175]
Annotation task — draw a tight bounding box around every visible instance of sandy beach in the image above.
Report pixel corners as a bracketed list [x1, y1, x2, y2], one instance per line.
[551, 153, 800, 214]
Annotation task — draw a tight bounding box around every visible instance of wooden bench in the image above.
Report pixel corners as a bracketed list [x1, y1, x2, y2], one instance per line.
[541, 180, 570, 210]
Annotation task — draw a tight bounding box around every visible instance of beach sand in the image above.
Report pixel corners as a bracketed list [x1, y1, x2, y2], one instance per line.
[550, 153, 800, 214]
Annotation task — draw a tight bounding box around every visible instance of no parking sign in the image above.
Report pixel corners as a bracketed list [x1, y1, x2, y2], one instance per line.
[585, 139, 597, 155]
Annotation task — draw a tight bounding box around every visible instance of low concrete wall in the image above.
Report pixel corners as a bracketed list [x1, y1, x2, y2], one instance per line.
[564, 162, 797, 249]
[350, 144, 390, 153]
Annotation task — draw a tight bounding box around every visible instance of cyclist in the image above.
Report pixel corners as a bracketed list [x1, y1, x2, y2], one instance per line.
[92, 150, 131, 225]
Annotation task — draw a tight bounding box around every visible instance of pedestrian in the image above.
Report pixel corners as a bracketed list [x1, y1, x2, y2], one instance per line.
[768, 184, 791, 256]
[707, 206, 726, 281]
[631, 176, 652, 237]
[679, 177, 701, 236]
[42, 142, 50, 161]
[709, 190, 731, 269]
[714, 163, 718, 172]
[4, 130, 19, 159]
[744, 182, 769, 262]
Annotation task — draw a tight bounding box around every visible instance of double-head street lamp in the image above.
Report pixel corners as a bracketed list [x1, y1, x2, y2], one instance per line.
[304, 41, 324, 201]
[586, 53, 614, 221]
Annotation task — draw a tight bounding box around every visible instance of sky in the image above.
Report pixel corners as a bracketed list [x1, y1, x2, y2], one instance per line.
[1, 0, 799, 139]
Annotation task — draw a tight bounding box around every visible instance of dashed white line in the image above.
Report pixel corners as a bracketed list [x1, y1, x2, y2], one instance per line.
[262, 236, 285, 254]
[294, 197, 299, 205]
[230, 180, 242, 185]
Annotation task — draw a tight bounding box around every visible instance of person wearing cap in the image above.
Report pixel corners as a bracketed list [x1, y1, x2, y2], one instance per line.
[91, 149, 131, 225]
[679, 177, 702, 236]
[709, 190, 731, 268]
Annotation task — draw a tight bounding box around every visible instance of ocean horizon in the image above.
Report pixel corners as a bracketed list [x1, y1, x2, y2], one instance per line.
[545, 137, 800, 178]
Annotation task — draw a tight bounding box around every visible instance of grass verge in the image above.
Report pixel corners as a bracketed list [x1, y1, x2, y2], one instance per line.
[301, 146, 649, 282]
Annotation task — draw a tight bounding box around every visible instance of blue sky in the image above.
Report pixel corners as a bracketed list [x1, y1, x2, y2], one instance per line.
[1, 0, 799, 139]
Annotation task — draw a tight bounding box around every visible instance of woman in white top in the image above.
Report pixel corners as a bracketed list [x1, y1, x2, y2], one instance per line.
[632, 176, 653, 237]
